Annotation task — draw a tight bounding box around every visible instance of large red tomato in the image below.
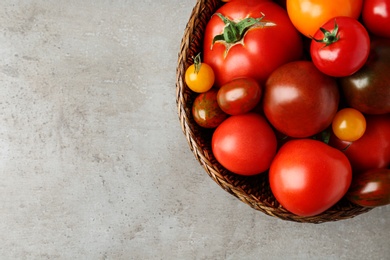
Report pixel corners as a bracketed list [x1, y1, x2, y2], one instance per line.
[211, 113, 277, 176]
[362, 0, 390, 38]
[203, 0, 303, 87]
[269, 139, 352, 217]
[263, 61, 339, 138]
[329, 114, 390, 174]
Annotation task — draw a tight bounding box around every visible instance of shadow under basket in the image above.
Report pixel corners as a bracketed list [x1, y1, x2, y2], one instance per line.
[175, 0, 371, 223]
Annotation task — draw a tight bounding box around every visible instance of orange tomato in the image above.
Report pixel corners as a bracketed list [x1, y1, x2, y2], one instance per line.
[332, 108, 366, 142]
[286, 0, 363, 37]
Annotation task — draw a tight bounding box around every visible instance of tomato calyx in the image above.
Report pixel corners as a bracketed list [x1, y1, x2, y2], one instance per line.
[312, 129, 331, 144]
[211, 13, 276, 55]
[192, 53, 203, 74]
[310, 20, 340, 47]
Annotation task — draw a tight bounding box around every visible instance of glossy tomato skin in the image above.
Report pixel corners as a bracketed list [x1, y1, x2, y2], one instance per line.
[212, 113, 277, 176]
[263, 60, 339, 138]
[310, 17, 370, 77]
[340, 39, 390, 114]
[287, 0, 363, 37]
[217, 77, 261, 115]
[192, 89, 228, 128]
[204, 0, 303, 87]
[362, 0, 390, 38]
[269, 139, 352, 217]
[332, 108, 366, 142]
[185, 61, 215, 93]
[347, 168, 390, 207]
[329, 114, 390, 173]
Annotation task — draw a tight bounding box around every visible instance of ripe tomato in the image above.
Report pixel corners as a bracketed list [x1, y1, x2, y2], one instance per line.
[310, 17, 370, 77]
[192, 89, 228, 128]
[332, 108, 366, 142]
[347, 168, 390, 208]
[185, 53, 215, 93]
[263, 60, 339, 138]
[329, 114, 390, 173]
[269, 139, 352, 217]
[362, 0, 390, 38]
[340, 39, 390, 114]
[212, 113, 277, 176]
[217, 77, 261, 115]
[286, 0, 363, 37]
[203, 0, 303, 87]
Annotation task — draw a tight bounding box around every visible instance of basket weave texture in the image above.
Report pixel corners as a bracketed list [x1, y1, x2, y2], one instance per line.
[175, 0, 372, 223]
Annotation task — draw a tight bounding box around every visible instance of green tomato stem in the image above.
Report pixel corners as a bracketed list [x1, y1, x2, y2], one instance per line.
[212, 13, 272, 45]
[193, 53, 202, 74]
[310, 19, 340, 47]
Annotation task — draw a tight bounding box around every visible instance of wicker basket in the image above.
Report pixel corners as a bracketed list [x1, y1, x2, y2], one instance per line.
[176, 0, 372, 223]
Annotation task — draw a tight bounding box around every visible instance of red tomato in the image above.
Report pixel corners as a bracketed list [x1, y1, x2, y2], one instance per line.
[287, 0, 363, 37]
[217, 77, 262, 115]
[212, 113, 277, 176]
[192, 89, 228, 128]
[203, 0, 303, 87]
[269, 139, 352, 217]
[263, 61, 339, 138]
[362, 0, 390, 38]
[310, 17, 370, 77]
[329, 114, 390, 173]
[347, 168, 390, 207]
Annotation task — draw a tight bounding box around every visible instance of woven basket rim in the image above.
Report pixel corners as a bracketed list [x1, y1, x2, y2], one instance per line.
[175, 0, 372, 223]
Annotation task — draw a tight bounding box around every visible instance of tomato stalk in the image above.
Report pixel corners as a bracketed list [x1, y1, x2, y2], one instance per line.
[310, 19, 340, 47]
[193, 53, 202, 74]
[212, 13, 275, 45]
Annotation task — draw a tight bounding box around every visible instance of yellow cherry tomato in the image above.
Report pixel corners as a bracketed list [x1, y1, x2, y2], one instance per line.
[332, 108, 366, 142]
[185, 53, 215, 93]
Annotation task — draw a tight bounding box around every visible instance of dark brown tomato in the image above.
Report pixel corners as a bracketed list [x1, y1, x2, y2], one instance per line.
[192, 89, 229, 128]
[347, 168, 390, 207]
[217, 77, 262, 116]
[263, 60, 339, 138]
[340, 39, 390, 114]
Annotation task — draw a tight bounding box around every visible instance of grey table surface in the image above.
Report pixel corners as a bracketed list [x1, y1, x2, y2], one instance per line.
[0, 1, 389, 259]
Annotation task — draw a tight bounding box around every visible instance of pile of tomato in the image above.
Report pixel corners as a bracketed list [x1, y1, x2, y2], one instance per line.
[184, 0, 390, 217]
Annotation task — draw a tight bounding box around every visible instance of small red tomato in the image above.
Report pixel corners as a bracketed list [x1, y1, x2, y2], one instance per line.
[310, 17, 370, 77]
[217, 77, 262, 115]
[263, 61, 339, 138]
[212, 113, 277, 176]
[332, 108, 366, 142]
[269, 139, 352, 217]
[192, 89, 228, 128]
[347, 168, 390, 207]
[362, 0, 390, 38]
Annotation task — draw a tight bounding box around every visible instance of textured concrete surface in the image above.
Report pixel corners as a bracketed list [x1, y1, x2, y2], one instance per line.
[0, 1, 389, 259]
